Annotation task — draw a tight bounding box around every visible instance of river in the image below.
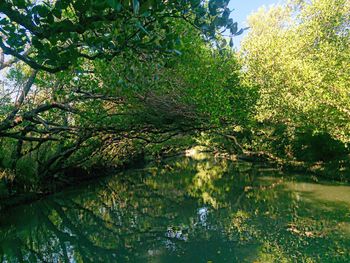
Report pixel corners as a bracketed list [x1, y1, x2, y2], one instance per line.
[0, 155, 349, 262]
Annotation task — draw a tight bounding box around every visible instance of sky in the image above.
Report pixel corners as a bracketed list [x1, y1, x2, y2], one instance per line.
[228, 0, 282, 48]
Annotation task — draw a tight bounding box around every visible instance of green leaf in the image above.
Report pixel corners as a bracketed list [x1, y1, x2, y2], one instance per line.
[107, 0, 122, 11]
[234, 28, 244, 36]
[229, 38, 234, 48]
[13, 0, 26, 9]
[133, 0, 140, 15]
[52, 8, 62, 19]
[191, 0, 201, 8]
[54, 19, 75, 32]
[230, 22, 238, 35]
[208, 1, 217, 16]
[220, 38, 227, 48]
[32, 37, 44, 49]
[136, 21, 149, 35]
[0, 18, 9, 25]
[173, 49, 182, 55]
[55, 0, 70, 10]
[47, 13, 54, 24]
[33, 5, 50, 17]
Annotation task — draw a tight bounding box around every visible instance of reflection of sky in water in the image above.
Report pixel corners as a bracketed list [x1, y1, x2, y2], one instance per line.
[286, 182, 350, 205]
[198, 207, 208, 227]
[166, 227, 188, 241]
[66, 243, 77, 263]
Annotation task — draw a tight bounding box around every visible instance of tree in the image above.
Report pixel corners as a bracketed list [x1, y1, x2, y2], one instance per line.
[0, 0, 241, 73]
[0, 1, 245, 192]
[241, 0, 350, 143]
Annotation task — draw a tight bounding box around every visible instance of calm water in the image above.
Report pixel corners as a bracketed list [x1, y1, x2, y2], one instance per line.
[0, 155, 349, 262]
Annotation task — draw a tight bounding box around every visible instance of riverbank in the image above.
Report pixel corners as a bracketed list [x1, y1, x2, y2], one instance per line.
[1, 145, 349, 211]
[0, 153, 146, 211]
[229, 153, 350, 182]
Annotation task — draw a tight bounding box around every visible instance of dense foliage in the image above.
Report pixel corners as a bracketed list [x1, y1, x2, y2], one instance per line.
[0, 0, 349, 202]
[0, 0, 241, 72]
[240, 0, 350, 165]
[0, 0, 244, 195]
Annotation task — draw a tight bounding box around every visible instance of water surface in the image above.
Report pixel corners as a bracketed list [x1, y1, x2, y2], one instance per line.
[0, 156, 349, 262]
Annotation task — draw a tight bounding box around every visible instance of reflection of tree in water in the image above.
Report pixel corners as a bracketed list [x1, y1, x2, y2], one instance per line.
[0, 157, 349, 262]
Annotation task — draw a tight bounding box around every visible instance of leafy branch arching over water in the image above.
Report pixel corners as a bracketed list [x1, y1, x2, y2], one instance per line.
[0, 0, 244, 193]
[0, 1, 349, 261]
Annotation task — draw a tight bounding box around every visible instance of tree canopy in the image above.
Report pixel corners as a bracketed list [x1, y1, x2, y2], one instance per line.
[241, 0, 350, 142]
[0, 0, 349, 199]
[0, 0, 242, 72]
[0, 0, 247, 191]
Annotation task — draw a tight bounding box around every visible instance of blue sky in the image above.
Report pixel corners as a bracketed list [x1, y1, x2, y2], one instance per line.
[228, 0, 282, 48]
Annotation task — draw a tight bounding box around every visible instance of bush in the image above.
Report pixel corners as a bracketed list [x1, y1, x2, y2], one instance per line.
[292, 130, 348, 162]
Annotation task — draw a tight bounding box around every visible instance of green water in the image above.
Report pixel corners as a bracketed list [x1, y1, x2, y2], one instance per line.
[0, 156, 349, 262]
